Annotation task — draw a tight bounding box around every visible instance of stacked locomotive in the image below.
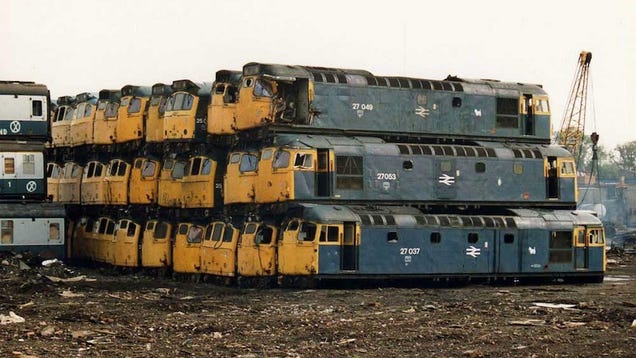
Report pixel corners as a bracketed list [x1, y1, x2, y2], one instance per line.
[47, 63, 606, 285]
[0, 81, 66, 258]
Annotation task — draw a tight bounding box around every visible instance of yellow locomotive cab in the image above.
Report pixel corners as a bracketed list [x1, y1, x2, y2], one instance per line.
[237, 222, 278, 277]
[69, 93, 97, 147]
[234, 76, 277, 131]
[208, 80, 239, 135]
[158, 158, 186, 208]
[277, 220, 320, 275]
[129, 157, 160, 205]
[181, 156, 217, 208]
[172, 223, 203, 274]
[255, 147, 314, 203]
[58, 162, 83, 204]
[105, 159, 131, 206]
[46, 162, 62, 202]
[112, 219, 141, 267]
[224, 152, 257, 204]
[200, 222, 240, 277]
[146, 84, 172, 145]
[141, 220, 172, 268]
[81, 161, 108, 205]
[93, 217, 117, 264]
[116, 86, 151, 145]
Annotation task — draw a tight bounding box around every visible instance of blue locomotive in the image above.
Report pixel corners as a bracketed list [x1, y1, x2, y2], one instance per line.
[208, 63, 551, 145]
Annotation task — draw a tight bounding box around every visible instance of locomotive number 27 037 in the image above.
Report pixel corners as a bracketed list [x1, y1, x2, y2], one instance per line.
[400, 248, 420, 255]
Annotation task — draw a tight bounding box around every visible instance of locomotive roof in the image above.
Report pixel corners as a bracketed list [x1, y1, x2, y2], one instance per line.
[98, 89, 121, 102]
[121, 85, 152, 97]
[151, 83, 173, 96]
[0, 81, 48, 96]
[215, 70, 242, 83]
[171, 79, 213, 96]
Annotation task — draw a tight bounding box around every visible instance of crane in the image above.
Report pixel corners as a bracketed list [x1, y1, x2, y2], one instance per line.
[554, 51, 593, 163]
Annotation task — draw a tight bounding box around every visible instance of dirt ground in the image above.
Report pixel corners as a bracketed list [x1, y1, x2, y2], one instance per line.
[1, 252, 635, 358]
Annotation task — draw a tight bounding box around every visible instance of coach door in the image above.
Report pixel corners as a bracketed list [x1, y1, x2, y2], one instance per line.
[496, 230, 520, 273]
[340, 222, 359, 271]
[435, 158, 457, 199]
[316, 149, 333, 197]
[522, 94, 535, 136]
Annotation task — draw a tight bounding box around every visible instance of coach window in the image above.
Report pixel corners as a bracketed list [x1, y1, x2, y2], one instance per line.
[468, 233, 479, 244]
[336, 155, 364, 190]
[49, 223, 60, 241]
[1, 220, 14, 244]
[32, 100, 43, 117]
[273, 150, 290, 169]
[475, 162, 486, 173]
[430, 232, 441, 244]
[4, 158, 15, 175]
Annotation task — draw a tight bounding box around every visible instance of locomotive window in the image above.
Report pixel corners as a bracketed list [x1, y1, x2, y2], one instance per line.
[163, 159, 174, 170]
[403, 160, 413, 170]
[560, 161, 575, 176]
[256, 226, 273, 245]
[119, 220, 128, 230]
[84, 105, 93, 117]
[430, 232, 441, 244]
[204, 225, 213, 241]
[299, 223, 317, 242]
[201, 159, 212, 175]
[146, 221, 155, 231]
[273, 151, 290, 169]
[215, 84, 226, 94]
[127, 222, 137, 237]
[240, 154, 258, 172]
[4, 158, 15, 174]
[158, 97, 168, 115]
[212, 224, 223, 242]
[49, 223, 60, 241]
[64, 108, 75, 120]
[22, 154, 35, 175]
[117, 162, 127, 176]
[183, 94, 193, 110]
[254, 79, 273, 97]
[336, 155, 363, 190]
[142, 161, 157, 177]
[223, 226, 235, 242]
[171, 161, 185, 179]
[452, 97, 462, 108]
[32, 100, 43, 117]
[154, 222, 169, 239]
[243, 223, 258, 235]
[128, 98, 142, 114]
[229, 153, 241, 164]
[109, 162, 118, 176]
[467, 233, 479, 244]
[243, 78, 253, 88]
[178, 224, 189, 235]
[191, 157, 202, 175]
[71, 164, 82, 178]
[106, 221, 116, 235]
[286, 220, 300, 231]
[294, 153, 313, 168]
[1, 220, 14, 244]
[549, 231, 572, 263]
[134, 159, 143, 169]
[387, 232, 398, 243]
[320, 226, 339, 242]
[187, 226, 203, 243]
[504, 234, 515, 244]
[105, 103, 119, 118]
[475, 162, 486, 173]
[261, 149, 273, 161]
[534, 97, 550, 114]
[513, 163, 523, 175]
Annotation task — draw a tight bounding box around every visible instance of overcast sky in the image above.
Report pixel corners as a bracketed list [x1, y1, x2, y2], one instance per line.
[2, 0, 634, 149]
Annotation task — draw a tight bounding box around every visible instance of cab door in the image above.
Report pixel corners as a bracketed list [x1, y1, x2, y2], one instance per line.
[574, 226, 589, 269]
[316, 149, 333, 197]
[340, 222, 359, 271]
